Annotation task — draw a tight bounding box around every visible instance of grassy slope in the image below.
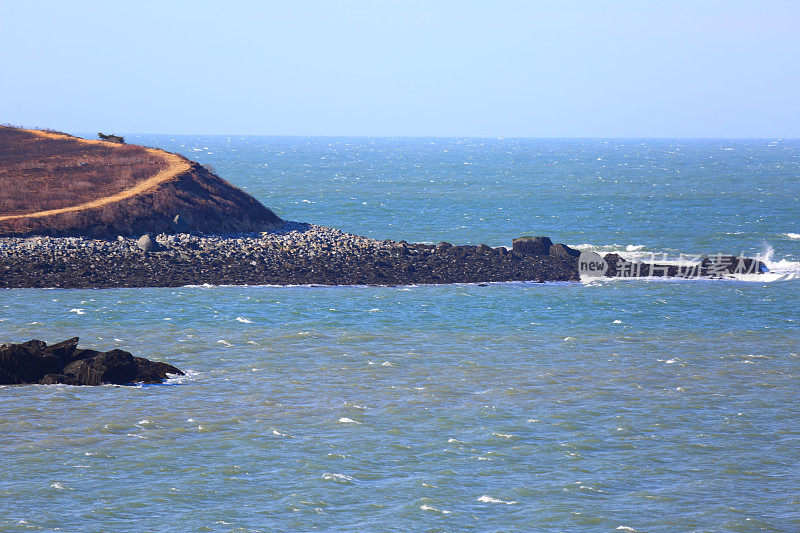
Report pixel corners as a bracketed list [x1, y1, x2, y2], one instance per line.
[0, 126, 281, 237]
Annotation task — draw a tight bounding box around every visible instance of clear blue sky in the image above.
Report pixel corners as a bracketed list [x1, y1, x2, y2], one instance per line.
[1, 1, 798, 137]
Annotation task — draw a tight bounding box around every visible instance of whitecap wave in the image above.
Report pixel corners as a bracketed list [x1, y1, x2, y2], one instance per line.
[478, 495, 517, 505]
[420, 504, 451, 514]
[572, 243, 652, 261]
[322, 472, 354, 483]
[164, 369, 200, 385]
[755, 246, 800, 282]
[783, 233, 800, 240]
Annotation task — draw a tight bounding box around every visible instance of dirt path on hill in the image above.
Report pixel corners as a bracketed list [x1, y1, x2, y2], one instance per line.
[0, 129, 191, 222]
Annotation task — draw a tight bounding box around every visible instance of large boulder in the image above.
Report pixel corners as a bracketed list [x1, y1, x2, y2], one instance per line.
[512, 236, 553, 256]
[549, 243, 581, 259]
[133, 357, 184, 384]
[63, 349, 138, 386]
[42, 337, 80, 362]
[137, 234, 161, 253]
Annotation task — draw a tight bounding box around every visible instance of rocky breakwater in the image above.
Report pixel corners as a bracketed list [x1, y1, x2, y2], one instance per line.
[0, 337, 183, 386]
[0, 224, 581, 288]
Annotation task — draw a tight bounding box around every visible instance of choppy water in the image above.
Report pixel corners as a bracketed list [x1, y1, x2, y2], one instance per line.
[2, 137, 799, 531]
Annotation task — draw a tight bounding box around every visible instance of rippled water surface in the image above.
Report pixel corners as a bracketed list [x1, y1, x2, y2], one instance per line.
[1, 138, 799, 531]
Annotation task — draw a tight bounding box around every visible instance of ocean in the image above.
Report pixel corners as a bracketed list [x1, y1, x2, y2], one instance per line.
[1, 137, 798, 531]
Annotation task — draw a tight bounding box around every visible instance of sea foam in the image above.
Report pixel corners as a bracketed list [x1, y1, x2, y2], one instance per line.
[478, 495, 517, 505]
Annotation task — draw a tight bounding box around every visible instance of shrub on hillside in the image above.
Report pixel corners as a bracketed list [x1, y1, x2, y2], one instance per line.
[98, 132, 125, 144]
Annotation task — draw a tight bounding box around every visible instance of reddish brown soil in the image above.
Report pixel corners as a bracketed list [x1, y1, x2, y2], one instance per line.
[0, 127, 169, 215]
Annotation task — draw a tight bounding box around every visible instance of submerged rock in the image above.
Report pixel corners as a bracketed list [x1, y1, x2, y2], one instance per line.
[0, 338, 183, 386]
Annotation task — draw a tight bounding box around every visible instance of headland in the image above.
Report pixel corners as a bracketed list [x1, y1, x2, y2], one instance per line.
[0, 126, 281, 237]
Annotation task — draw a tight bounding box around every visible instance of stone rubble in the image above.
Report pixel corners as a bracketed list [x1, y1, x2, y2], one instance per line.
[0, 222, 580, 287]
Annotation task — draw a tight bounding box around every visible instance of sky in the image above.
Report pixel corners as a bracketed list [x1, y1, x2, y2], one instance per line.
[1, 0, 798, 137]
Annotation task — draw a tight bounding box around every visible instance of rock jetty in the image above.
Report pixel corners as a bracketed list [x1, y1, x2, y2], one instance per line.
[0, 224, 769, 287]
[0, 337, 183, 386]
[0, 224, 580, 287]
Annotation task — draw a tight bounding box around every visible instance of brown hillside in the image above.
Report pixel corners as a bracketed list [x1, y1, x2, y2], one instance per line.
[0, 126, 282, 237]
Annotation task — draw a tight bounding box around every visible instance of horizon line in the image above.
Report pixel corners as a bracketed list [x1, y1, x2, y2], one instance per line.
[101, 132, 800, 141]
[5, 124, 798, 141]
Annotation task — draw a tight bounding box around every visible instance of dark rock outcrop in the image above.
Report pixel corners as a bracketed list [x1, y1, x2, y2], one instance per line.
[0, 338, 183, 386]
[43, 336, 80, 361]
[133, 357, 185, 384]
[0, 340, 61, 384]
[512, 236, 553, 256]
[63, 349, 138, 386]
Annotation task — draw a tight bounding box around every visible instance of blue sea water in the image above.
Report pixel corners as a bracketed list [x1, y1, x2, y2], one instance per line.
[2, 137, 799, 531]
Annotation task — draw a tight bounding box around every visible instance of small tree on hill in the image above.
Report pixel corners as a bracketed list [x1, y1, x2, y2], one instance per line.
[98, 132, 125, 144]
